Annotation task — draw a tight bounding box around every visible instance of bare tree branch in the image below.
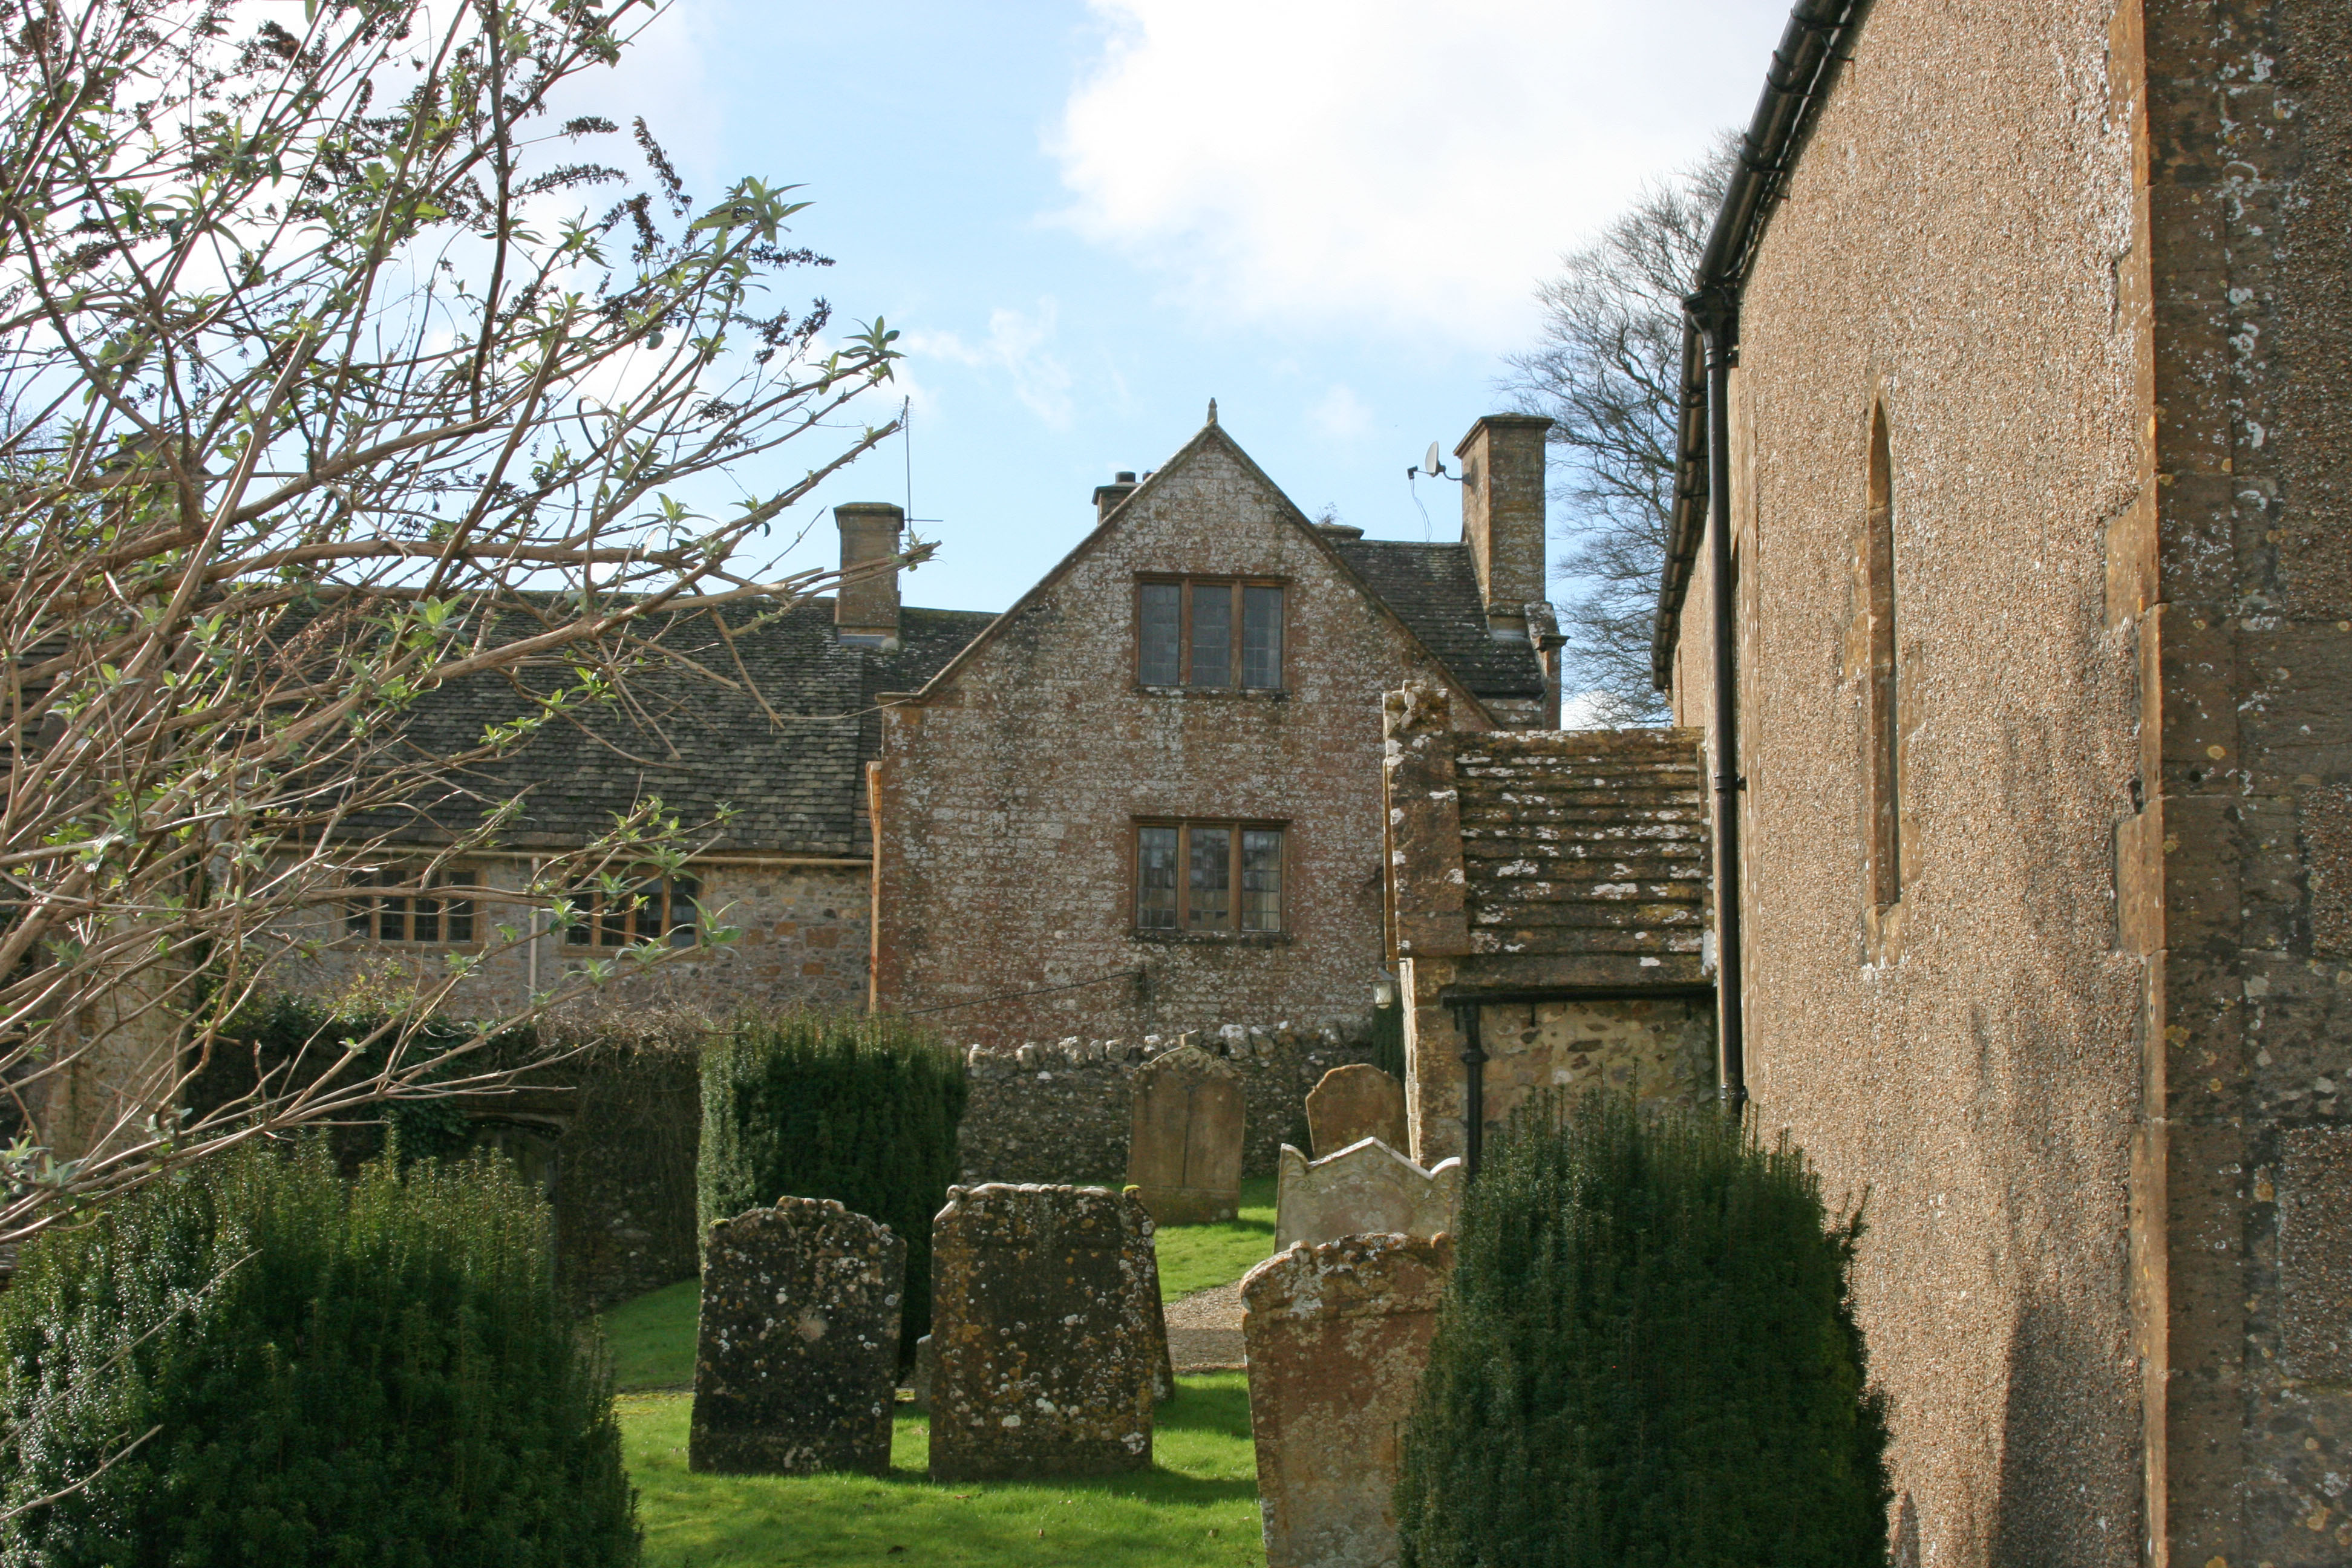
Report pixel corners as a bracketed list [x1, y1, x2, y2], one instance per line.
[1501, 135, 1736, 725]
[0, 0, 920, 1243]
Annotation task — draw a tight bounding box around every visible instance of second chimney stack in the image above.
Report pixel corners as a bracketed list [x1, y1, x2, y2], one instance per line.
[1456, 415, 1551, 637]
[834, 501, 905, 649]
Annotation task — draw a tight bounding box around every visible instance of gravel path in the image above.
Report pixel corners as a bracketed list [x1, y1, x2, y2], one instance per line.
[1165, 1282, 1246, 1371]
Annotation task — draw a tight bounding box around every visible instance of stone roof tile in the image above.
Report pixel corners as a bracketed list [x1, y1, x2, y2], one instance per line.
[1451, 728, 1710, 970]
[1333, 540, 1545, 701]
[352, 598, 994, 856]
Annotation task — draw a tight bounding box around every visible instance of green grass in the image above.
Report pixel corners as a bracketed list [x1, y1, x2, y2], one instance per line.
[1146, 1175, 1277, 1300]
[618, 1375, 1264, 1567]
[604, 1278, 701, 1391]
[598, 1184, 1279, 1563]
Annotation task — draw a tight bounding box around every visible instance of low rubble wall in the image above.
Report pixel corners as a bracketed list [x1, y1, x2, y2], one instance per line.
[958, 1022, 1377, 1184]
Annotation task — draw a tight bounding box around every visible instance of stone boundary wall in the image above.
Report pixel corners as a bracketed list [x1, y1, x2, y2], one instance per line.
[958, 1022, 1376, 1184]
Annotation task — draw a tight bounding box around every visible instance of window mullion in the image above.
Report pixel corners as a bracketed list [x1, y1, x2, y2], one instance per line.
[1229, 585, 1243, 690]
[1232, 823, 1251, 930]
[1178, 584, 1192, 688]
[1176, 823, 1191, 927]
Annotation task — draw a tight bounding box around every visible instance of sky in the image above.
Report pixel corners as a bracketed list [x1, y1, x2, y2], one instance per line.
[593, 0, 1794, 614]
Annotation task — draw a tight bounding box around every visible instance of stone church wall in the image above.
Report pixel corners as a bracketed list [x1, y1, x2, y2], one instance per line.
[1654, 0, 2352, 1557]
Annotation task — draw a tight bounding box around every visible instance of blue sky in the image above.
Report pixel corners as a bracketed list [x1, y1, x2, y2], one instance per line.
[603, 1, 1793, 614]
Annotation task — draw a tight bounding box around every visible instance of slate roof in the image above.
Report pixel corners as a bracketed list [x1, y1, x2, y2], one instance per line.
[355, 599, 995, 857]
[1333, 540, 1546, 702]
[356, 532, 1536, 858]
[1452, 727, 1710, 976]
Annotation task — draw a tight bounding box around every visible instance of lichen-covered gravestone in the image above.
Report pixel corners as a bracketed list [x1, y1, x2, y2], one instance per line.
[690, 1196, 906, 1476]
[1126, 1042, 1244, 1224]
[1275, 1137, 1463, 1250]
[1128, 1189, 1176, 1402]
[1305, 1063, 1408, 1158]
[929, 1183, 1157, 1481]
[1243, 1233, 1455, 1568]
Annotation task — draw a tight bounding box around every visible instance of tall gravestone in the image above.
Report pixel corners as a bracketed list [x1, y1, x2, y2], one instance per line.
[929, 1183, 1157, 1481]
[1243, 1233, 1455, 1568]
[1126, 1042, 1245, 1224]
[690, 1196, 906, 1475]
[1305, 1063, 1409, 1158]
[1275, 1136, 1463, 1250]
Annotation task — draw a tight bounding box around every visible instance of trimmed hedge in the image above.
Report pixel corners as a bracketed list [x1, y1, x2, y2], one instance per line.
[1396, 1092, 1891, 1568]
[185, 989, 537, 1164]
[697, 1011, 967, 1362]
[0, 1142, 638, 1567]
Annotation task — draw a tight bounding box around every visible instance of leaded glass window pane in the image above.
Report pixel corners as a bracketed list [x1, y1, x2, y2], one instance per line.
[1187, 826, 1232, 929]
[443, 872, 477, 942]
[1188, 583, 1232, 687]
[1138, 583, 1181, 684]
[1242, 586, 1282, 689]
[1240, 829, 1282, 931]
[1137, 827, 1180, 929]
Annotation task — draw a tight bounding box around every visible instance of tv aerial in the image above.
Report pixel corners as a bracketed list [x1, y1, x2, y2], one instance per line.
[1407, 441, 1460, 483]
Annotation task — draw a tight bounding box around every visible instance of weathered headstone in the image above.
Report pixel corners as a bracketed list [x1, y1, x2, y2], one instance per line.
[908, 1333, 935, 1411]
[1126, 1042, 1245, 1224]
[929, 1183, 1155, 1481]
[1126, 1188, 1177, 1403]
[1275, 1137, 1463, 1251]
[1243, 1233, 1455, 1568]
[690, 1196, 906, 1476]
[1305, 1063, 1408, 1158]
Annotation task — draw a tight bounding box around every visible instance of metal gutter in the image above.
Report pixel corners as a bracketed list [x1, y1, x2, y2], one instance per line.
[1645, 0, 1875, 1121]
[1650, 0, 1878, 691]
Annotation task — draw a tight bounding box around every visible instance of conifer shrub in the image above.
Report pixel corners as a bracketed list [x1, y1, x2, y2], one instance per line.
[1396, 1092, 1891, 1568]
[0, 1142, 638, 1567]
[697, 1010, 967, 1360]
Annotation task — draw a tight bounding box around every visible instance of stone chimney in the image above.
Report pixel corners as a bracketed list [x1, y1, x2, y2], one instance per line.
[834, 501, 905, 649]
[1455, 414, 1552, 638]
[1093, 470, 1139, 523]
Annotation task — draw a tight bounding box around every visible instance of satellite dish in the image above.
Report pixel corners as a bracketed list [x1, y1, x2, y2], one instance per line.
[1423, 441, 1444, 478]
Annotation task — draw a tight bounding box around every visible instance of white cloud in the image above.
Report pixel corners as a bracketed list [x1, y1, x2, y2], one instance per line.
[1560, 689, 1615, 730]
[1052, 0, 1786, 348]
[1310, 384, 1374, 440]
[903, 303, 1077, 430]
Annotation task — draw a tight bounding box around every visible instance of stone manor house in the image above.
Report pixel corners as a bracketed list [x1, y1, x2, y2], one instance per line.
[301, 411, 1566, 1048]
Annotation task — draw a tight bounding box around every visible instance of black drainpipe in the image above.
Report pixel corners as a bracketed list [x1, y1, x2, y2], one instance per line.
[1451, 1000, 1486, 1175]
[1655, 0, 1873, 1119]
[1689, 290, 1747, 1120]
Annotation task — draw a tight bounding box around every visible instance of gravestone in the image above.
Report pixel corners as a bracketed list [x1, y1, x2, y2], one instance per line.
[1126, 1188, 1177, 1403]
[1305, 1063, 1409, 1158]
[1126, 1042, 1245, 1224]
[908, 1334, 935, 1411]
[1243, 1233, 1455, 1568]
[1275, 1137, 1463, 1250]
[690, 1196, 906, 1476]
[929, 1183, 1156, 1481]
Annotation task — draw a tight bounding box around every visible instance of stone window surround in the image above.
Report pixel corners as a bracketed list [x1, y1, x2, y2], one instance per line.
[1133, 573, 1288, 693]
[561, 871, 703, 950]
[1132, 817, 1287, 938]
[342, 861, 483, 948]
[1860, 397, 1908, 950]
